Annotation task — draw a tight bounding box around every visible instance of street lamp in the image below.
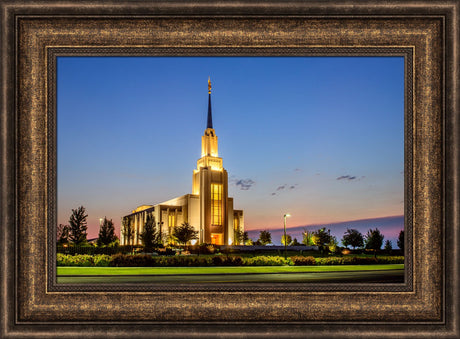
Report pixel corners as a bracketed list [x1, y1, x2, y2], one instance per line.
[99, 218, 103, 227]
[283, 213, 291, 259]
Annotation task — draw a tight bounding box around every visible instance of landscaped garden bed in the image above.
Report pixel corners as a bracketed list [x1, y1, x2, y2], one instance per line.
[57, 253, 404, 267]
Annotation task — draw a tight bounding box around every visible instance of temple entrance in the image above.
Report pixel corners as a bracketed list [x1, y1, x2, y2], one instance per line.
[210, 233, 223, 245]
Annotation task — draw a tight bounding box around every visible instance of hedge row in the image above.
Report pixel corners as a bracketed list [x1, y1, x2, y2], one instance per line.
[292, 256, 405, 266]
[57, 253, 404, 267]
[57, 245, 141, 255]
[290, 256, 316, 266]
[109, 254, 290, 267]
[57, 253, 112, 267]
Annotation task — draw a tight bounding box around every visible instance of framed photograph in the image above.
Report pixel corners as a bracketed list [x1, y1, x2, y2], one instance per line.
[54, 55, 406, 287]
[1, 1, 458, 338]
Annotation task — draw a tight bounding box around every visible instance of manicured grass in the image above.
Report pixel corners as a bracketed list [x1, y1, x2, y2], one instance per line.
[57, 264, 404, 276]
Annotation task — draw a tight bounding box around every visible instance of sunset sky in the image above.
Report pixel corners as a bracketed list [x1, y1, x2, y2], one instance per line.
[57, 56, 404, 241]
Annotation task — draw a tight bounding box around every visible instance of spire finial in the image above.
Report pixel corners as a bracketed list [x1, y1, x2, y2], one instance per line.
[207, 77, 213, 129]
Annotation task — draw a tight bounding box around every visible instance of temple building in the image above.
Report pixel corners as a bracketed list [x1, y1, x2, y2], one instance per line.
[120, 78, 244, 246]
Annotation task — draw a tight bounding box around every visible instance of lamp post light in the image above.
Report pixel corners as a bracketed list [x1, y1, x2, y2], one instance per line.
[283, 213, 291, 259]
[99, 218, 103, 227]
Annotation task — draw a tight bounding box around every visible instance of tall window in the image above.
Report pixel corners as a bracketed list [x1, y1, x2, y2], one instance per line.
[168, 214, 176, 228]
[211, 184, 222, 226]
[234, 216, 239, 231]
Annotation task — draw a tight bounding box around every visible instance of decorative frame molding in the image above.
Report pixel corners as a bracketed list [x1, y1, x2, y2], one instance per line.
[47, 46, 413, 293]
[1, 1, 458, 337]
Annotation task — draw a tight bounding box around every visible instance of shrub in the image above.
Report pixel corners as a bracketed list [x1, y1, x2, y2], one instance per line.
[211, 256, 223, 266]
[211, 256, 243, 266]
[290, 256, 316, 266]
[56, 253, 111, 267]
[314, 256, 390, 265]
[57, 245, 140, 255]
[315, 257, 345, 265]
[242, 256, 290, 266]
[58, 253, 404, 267]
[92, 254, 111, 267]
[110, 254, 155, 267]
[227, 256, 243, 266]
[109, 254, 215, 267]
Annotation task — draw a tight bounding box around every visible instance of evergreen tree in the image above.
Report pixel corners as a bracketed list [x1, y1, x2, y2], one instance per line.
[291, 237, 301, 246]
[384, 239, 393, 252]
[57, 223, 70, 244]
[68, 206, 88, 245]
[397, 230, 404, 252]
[140, 214, 159, 252]
[97, 217, 117, 247]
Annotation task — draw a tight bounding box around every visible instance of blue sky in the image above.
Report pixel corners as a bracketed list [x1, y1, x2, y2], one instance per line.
[57, 56, 404, 240]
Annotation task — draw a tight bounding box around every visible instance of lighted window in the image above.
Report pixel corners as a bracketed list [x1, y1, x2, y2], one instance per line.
[234, 216, 239, 231]
[168, 214, 176, 228]
[211, 184, 222, 226]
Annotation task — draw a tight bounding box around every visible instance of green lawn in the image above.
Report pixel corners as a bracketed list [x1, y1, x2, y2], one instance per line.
[57, 264, 404, 276]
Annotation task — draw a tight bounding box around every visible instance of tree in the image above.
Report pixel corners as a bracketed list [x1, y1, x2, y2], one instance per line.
[327, 236, 339, 253]
[302, 229, 314, 246]
[97, 217, 118, 247]
[365, 228, 384, 258]
[341, 228, 364, 250]
[68, 206, 88, 245]
[281, 234, 292, 246]
[258, 230, 272, 245]
[122, 217, 134, 245]
[57, 224, 70, 244]
[172, 222, 198, 248]
[242, 231, 249, 245]
[291, 237, 301, 246]
[234, 229, 244, 245]
[397, 230, 404, 252]
[384, 239, 393, 252]
[140, 214, 159, 252]
[311, 227, 332, 252]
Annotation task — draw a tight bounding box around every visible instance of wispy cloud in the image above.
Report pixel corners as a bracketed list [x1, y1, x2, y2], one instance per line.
[234, 179, 255, 190]
[271, 183, 298, 196]
[336, 175, 365, 181]
[337, 175, 356, 180]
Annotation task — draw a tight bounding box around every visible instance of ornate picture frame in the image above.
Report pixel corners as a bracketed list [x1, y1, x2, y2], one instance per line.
[1, 1, 458, 337]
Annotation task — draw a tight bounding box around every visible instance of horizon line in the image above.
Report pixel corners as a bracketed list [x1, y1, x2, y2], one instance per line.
[246, 214, 404, 232]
